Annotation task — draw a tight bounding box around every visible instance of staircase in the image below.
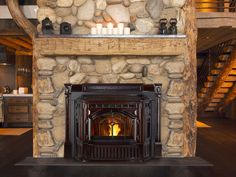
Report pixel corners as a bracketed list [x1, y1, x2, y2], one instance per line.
[198, 40, 236, 115]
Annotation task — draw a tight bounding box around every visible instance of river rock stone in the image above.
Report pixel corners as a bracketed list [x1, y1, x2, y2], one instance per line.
[123, 0, 131, 7]
[63, 15, 78, 26]
[165, 103, 185, 115]
[165, 61, 185, 74]
[169, 120, 183, 129]
[87, 76, 100, 83]
[70, 73, 86, 84]
[81, 65, 95, 73]
[37, 58, 56, 71]
[38, 120, 53, 129]
[38, 114, 53, 120]
[126, 58, 150, 64]
[57, 0, 73, 7]
[78, 57, 93, 64]
[77, 0, 95, 20]
[56, 56, 69, 65]
[95, 60, 112, 74]
[106, 4, 130, 23]
[68, 60, 79, 72]
[120, 78, 142, 83]
[73, 26, 90, 34]
[74, 0, 87, 7]
[72, 5, 78, 15]
[55, 7, 72, 17]
[107, 0, 123, 5]
[84, 21, 96, 28]
[102, 74, 119, 83]
[146, 0, 163, 19]
[129, 2, 145, 16]
[52, 72, 69, 88]
[37, 102, 56, 115]
[120, 73, 135, 79]
[96, 0, 107, 10]
[167, 80, 185, 97]
[129, 64, 143, 73]
[167, 130, 184, 147]
[163, 0, 186, 8]
[135, 18, 154, 33]
[38, 77, 54, 94]
[37, 7, 56, 23]
[38, 130, 55, 147]
[112, 61, 128, 73]
[148, 64, 160, 75]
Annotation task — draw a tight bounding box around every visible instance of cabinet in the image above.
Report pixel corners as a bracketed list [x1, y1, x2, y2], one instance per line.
[3, 96, 32, 126]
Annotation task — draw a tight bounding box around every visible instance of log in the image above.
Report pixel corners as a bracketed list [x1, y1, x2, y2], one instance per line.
[6, 0, 36, 39]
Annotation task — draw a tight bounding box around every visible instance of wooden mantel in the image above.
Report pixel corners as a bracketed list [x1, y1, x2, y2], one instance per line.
[34, 35, 186, 56]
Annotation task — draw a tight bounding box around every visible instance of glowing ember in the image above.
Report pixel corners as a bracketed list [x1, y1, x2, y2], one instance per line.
[109, 123, 121, 136]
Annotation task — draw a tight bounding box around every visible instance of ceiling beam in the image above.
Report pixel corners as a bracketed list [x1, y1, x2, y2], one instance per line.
[2, 37, 32, 49]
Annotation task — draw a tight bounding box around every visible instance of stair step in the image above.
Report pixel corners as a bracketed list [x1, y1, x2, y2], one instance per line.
[208, 103, 218, 107]
[211, 69, 220, 75]
[207, 76, 217, 82]
[213, 93, 225, 99]
[204, 82, 214, 88]
[225, 76, 236, 82]
[205, 107, 216, 112]
[201, 88, 208, 93]
[221, 82, 233, 88]
[215, 62, 224, 69]
[229, 70, 236, 75]
[211, 98, 222, 103]
[217, 88, 229, 93]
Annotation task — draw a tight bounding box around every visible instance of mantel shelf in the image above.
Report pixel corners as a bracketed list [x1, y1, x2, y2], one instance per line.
[34, 35, 187, 56]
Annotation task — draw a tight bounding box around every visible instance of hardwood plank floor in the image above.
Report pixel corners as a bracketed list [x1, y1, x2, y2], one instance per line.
[0, 117, 235, 177]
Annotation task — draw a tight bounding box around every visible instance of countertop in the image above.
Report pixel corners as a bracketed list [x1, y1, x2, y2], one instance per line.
[3, 94, 33, 97]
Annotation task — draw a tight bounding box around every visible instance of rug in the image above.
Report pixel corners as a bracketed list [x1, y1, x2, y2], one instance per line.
[0, 128, 32, 136]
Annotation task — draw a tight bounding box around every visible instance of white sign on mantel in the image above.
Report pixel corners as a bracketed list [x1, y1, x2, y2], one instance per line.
[0, 5, 38, 19]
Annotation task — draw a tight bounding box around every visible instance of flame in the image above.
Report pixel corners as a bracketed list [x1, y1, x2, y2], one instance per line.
[109, 123, 121, 136]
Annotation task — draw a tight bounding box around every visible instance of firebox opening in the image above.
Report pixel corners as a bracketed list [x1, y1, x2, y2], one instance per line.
[91, 111, 135, 140]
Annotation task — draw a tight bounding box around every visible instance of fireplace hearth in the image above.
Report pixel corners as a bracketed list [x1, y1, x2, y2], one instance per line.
[65, 84, 162, 162]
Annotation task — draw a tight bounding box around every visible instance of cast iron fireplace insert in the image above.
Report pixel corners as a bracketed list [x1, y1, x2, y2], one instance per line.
[65, 84, 162, 162]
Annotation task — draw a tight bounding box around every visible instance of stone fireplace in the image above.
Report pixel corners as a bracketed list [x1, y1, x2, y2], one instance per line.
[33, 0, 197, 159]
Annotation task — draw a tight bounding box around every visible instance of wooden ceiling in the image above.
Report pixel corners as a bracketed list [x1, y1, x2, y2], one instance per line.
[0, 36, 32, 55]
[198, 27, 236, 52]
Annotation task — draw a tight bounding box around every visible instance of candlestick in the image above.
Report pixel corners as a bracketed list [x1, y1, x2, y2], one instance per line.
[124, 27, 130, 35]
[107, 22, 113, 29]
[91, 27, 97, 34]
[108, 28, 113, 35]
[113, 28, 118, 35]
[96, 23, 103, 34]
[102, 27, 107, 35]
[117, 23, 124, 35]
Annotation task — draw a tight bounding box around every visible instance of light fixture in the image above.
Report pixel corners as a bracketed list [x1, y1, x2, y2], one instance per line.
[0, 46, 15, 66]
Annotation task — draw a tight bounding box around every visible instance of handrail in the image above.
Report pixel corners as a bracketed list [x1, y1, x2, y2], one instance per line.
[196, 0, 236, 12]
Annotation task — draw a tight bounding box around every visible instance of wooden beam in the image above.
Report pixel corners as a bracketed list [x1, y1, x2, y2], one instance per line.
[15, 50, 32, 56]
[0, 38, 24, 50]
[2, 37, 32, 50]
[18, 36, 32, 45]
[6, 0, 36, 39]
[220, 83, 236, 111]
[34, 36, 187, 56]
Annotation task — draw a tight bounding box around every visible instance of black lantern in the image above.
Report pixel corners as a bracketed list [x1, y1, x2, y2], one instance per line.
[0, 46, 15, 66]
[42, 17, 53, 35]
[168, 18, 178, 35]
[60, 22, 72, 35]
[159, 18, 168, 35]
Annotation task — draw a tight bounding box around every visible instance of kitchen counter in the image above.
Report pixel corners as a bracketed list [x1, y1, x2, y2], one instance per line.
[3, 94, 33, 97]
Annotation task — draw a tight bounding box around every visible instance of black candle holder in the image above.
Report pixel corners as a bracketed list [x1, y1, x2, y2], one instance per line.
[60, 22, 72, 35]
[159, 18, 168, 35]
[168, 18, 178, 35]
[42, 17, 53, 35]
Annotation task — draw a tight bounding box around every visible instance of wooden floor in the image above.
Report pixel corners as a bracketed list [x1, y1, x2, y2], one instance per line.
[0, 117, 235, 177]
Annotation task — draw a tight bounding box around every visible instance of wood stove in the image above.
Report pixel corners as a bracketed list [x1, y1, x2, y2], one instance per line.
[65, 84, 162, 162]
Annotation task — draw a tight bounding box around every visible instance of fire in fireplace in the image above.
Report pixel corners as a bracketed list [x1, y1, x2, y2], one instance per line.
[65, 84, 162, 162]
